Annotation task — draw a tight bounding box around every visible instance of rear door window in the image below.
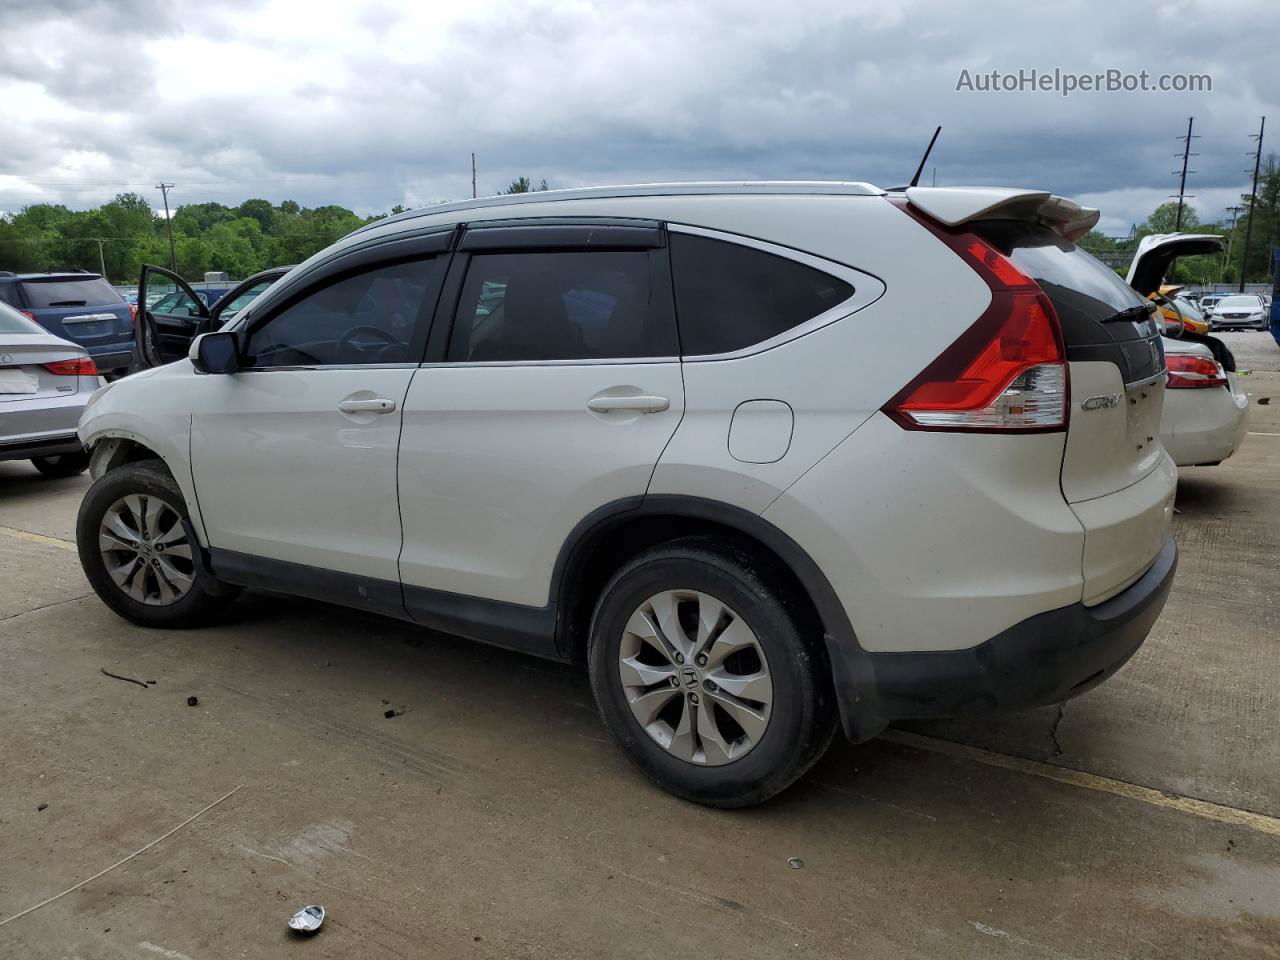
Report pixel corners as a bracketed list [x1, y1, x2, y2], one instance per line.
[669, 233, 853, 355]
[447, 250, 676, 361]
[20, 277, 122, 308]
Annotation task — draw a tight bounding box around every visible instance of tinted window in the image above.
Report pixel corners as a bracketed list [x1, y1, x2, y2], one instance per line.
[152, 289, 206, 316]
[978, 221, 1162, 383]
[669, 234, 853, 355]
[20, 277, 122, 308]
[0, 283, 21, 308]
[245, 258, 442, 367]
[448, 250, 675, 361]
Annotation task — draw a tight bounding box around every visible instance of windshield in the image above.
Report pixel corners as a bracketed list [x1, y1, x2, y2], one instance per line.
[0, 301, 45, 334]
[1217, 296, 1261, 310]
[21, 277, 122, 308]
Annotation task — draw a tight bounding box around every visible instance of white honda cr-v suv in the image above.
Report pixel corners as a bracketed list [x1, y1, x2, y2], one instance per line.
[76, 182, 1178, 806]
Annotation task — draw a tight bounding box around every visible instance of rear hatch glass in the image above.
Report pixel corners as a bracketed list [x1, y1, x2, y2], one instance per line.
[20, 277, 122, 308]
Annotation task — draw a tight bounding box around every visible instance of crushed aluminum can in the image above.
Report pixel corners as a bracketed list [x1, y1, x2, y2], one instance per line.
[287, 904, 325, 934]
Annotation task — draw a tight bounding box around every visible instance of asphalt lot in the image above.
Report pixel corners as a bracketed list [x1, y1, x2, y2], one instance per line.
[2, 333, 1279, 959]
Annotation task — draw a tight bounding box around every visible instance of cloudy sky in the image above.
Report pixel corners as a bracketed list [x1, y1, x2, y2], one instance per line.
[2, 0, 1276, 234]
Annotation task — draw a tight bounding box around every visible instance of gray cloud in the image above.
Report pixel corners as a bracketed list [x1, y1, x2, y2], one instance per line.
[1, 0, 1277, 235]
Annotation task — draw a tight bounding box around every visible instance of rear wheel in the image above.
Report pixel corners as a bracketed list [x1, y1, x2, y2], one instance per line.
[588, 538, 835, 807]
[30, 451, 90, 477]
[76, 461, 239, 627]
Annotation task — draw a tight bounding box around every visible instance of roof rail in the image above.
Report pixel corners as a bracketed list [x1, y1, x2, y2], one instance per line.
[350, 180, 884, 237]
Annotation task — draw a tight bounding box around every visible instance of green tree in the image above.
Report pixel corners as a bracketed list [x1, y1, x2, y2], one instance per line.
[503, 176, 549, 194]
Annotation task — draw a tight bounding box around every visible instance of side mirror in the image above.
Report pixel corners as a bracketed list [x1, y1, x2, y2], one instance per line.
[190, 331, 241, 374]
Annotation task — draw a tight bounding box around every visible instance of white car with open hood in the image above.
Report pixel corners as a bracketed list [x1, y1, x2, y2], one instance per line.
[76, 181, 1178, 806]
[1125, 232, 1249, 467]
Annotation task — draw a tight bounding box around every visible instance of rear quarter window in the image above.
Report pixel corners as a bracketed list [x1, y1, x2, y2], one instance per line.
[20, 277, 123, 308]
[669, 233, 853, 355]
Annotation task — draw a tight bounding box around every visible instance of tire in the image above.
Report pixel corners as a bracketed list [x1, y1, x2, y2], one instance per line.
[588, 537, 836, 807]
[30, 451, 90, 477]
[76, 460, 239, 627]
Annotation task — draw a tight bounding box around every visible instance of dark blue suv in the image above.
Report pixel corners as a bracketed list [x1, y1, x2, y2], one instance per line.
[0, 270, 134, 378]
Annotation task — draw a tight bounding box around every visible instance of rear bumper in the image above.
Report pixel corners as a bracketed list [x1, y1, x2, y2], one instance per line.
[1161, 382, 1249, 467]
[0, 392, 89, 461]
[838, 536, 1177, 741]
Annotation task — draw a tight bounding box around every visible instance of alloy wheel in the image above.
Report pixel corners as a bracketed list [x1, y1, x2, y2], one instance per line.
[618, 589, 773, 765]
[98, 494, 195, 606]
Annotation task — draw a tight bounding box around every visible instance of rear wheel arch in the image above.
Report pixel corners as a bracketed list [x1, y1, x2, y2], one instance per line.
[552, 497, 869, 723]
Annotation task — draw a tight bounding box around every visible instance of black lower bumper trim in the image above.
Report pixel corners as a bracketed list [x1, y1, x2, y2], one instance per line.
[842, 536, 1177, 740]
[0, 433, 85, 461]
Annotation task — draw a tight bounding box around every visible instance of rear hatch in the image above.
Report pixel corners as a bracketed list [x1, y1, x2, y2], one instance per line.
[971, 219, 1174, 605]
[19, 275, 132, 352]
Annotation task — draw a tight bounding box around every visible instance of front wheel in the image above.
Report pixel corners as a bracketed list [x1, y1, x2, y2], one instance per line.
[30, 451, 90, 477]
[76, 461, 239, 627]
[588, 538, 836, 807]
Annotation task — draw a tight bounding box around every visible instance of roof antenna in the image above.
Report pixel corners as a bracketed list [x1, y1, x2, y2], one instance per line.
[908, 126, 942, 188]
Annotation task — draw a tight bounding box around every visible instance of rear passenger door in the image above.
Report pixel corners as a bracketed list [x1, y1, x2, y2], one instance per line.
[396, 221, 684, 642]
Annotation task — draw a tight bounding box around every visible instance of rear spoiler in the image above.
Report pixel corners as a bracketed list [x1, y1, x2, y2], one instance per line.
[904, 186, 1100, 243]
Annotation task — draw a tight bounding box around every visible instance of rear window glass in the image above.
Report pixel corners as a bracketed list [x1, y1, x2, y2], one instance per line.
[0, 301, 42, 333]
[669, 234, 853, 355]
[0, 283, 21, 308]
[979, 223, 1147, 322]
[20, 277, 122, 308]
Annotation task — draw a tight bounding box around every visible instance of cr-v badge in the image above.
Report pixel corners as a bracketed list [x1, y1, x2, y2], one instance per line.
[1081, 393, 1123, 411]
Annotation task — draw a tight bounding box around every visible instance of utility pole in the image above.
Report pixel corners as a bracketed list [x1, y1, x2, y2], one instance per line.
[1173, 117, 1198, 230]
[471, 153, 477, 199]
[1237, 116, 1266, 292]
[86, 238, 122, 279]
[155, 182, 177, 272]
[1225, 204, 1246, 282]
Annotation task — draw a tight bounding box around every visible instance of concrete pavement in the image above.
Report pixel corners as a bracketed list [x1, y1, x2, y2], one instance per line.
[1, 367, 1278, 959]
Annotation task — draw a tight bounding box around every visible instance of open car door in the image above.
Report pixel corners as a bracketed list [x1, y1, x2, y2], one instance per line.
[206, 267, 291, 329]
[134, 264, 211, 369]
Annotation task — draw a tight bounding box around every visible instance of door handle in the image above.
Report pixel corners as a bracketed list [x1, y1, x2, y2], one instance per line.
[587, 395, 671, 414]
[338, 398, 396, 414]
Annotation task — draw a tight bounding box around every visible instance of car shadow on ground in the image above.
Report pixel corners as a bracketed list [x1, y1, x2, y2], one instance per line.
[1174, 472, 1239, 517]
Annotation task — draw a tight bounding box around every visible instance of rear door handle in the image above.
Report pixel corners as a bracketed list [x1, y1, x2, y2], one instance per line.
[587, 395, 671, 414]
[338, 398, 396, 414]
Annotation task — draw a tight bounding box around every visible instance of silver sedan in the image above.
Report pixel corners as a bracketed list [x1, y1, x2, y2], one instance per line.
[0, 300, 100, 477]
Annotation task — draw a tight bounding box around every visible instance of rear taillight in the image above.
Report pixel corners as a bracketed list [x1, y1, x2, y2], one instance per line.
[884, 206, 1068, 432]
[20, 310, 37, 322]
[42, 357, 98, 377]
[1166, 354, 1227, 389]
[129, 303, 137, 323]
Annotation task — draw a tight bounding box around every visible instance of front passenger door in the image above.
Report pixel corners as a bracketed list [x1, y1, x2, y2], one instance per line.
[135, 265, 211, 368]
[190, 241, 450, 601]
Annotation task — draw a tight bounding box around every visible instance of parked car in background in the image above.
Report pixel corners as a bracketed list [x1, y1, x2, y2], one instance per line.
[0, 301, 98, 477]
[1126, 233, 1247, 468]
[1151, 286, 1210, 335]
[1159, 337, 1249, 467]
[0, 270, 134, 379]
[1210, 294, 1269, 330]
[78, 182, 1179, 806]
[1199, 294, 1223, 317]
[132, 266, 289, 370]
